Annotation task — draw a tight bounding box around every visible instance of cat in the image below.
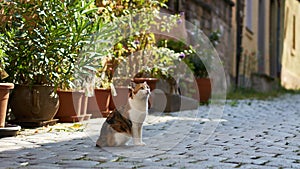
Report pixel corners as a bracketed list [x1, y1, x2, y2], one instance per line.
[96, 82, 150, 147]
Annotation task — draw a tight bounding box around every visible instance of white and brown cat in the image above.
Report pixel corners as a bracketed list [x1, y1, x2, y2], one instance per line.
[96, 82, 150, 147]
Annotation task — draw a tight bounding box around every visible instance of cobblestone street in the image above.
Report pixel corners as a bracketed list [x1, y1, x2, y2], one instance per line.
[0, 94, 299, 169]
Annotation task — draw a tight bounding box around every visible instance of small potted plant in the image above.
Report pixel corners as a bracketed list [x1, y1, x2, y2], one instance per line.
[184, 30, 221, 103]
[126, 46, 185, 111]
[158, 31, 221, 103]
[183, 51, 212, 103]
[88, 56, 127, 118]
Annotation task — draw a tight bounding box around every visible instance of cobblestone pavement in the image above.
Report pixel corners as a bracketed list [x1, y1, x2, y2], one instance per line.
[0, 94, 299, 169]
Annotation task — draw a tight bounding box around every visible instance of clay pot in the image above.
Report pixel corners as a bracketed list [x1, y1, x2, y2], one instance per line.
[0, 83, 14, 127]
[109, 86, 130, 110]
[196, 78, 212, 103]
[10, 85, 59, 123]
[55, 90, 88, 122]
[88, 88, 111, 118]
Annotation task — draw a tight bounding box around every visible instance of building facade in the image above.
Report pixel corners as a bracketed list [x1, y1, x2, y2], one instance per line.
[281, 0, 300, 89]
[166, 0, 299, 90]
[232, 0, 277, 88]
[236, 0, 300, 90]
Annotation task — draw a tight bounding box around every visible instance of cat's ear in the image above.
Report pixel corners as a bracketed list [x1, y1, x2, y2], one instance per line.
[143, 81, 147, 85]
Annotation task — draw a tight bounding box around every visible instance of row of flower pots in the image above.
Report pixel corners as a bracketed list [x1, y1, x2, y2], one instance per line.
[9, 86, 114, 124]
[0, 78, 158, 129]
[51, 87, 129, 122]
[0, 77, 211, 130]
[87, 78, 159, 118]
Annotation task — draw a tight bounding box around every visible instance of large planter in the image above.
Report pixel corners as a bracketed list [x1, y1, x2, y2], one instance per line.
[55, 90, 90, 122]
[109, 86, 130, 110]
[196, 78, 212, 103]
[0, 83, 14, 127]
[10, 85, 59, 125]
[87, 88, 111, 118]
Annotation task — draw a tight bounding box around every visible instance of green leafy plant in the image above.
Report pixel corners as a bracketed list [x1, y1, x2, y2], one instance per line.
[93, 0, 179, 87]
[133, 46, 183, 79]
[0, 0, 103, 90]
[157, 29, 222, 78]
[0, 34, 9, 81]
[183, 48, 210, 78]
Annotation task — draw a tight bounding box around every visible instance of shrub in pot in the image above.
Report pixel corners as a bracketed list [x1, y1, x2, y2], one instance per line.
[0, 35, 14, 128]
[158, 36, 221, 103]
[83, 0, 179, 117]
[183, 51, 212, 103]
[0, 0, 101, 124]
[183, 30, 221, 103]
[127, 47, 185, 111]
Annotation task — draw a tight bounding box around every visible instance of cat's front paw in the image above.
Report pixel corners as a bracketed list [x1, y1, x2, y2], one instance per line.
[135, 142, 146, 146]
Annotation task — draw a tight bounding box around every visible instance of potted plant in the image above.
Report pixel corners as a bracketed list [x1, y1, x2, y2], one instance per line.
[124, 46, 185, 111]
[85, 0, 171, 116]
[87, 56, 129, 118]
[53, 0, 119, 122]
[184, 51, 212, 103]
[158, 32, 221, 103]
[53, 1, 102, 122]
[0, 34, 14, 128]
[0, 34, 21, 137]
[83, 0, 181, 116]
[0, 1, 61, 126]
[185, 31, 221, 103]
[0, 0, 100, 124]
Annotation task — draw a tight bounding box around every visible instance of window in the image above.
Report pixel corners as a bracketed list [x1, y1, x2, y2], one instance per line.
[293, 15, 296, 50]
[246, 0, 253, 31]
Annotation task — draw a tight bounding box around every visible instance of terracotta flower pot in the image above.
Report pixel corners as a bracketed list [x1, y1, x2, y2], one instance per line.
[196, 78, 212, 103]
[109, 86, 130, 110]
[55, 90, 87, 122]
[10, 85, 59, 124]
[87, 88, 111, 118]
[0, 83, 14, 128]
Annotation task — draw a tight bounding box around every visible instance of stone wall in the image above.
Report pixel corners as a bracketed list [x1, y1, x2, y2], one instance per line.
[167, 0, 235, 85]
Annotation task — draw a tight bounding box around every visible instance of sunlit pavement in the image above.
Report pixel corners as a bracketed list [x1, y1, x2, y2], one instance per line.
[0, 94, 299, 168]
